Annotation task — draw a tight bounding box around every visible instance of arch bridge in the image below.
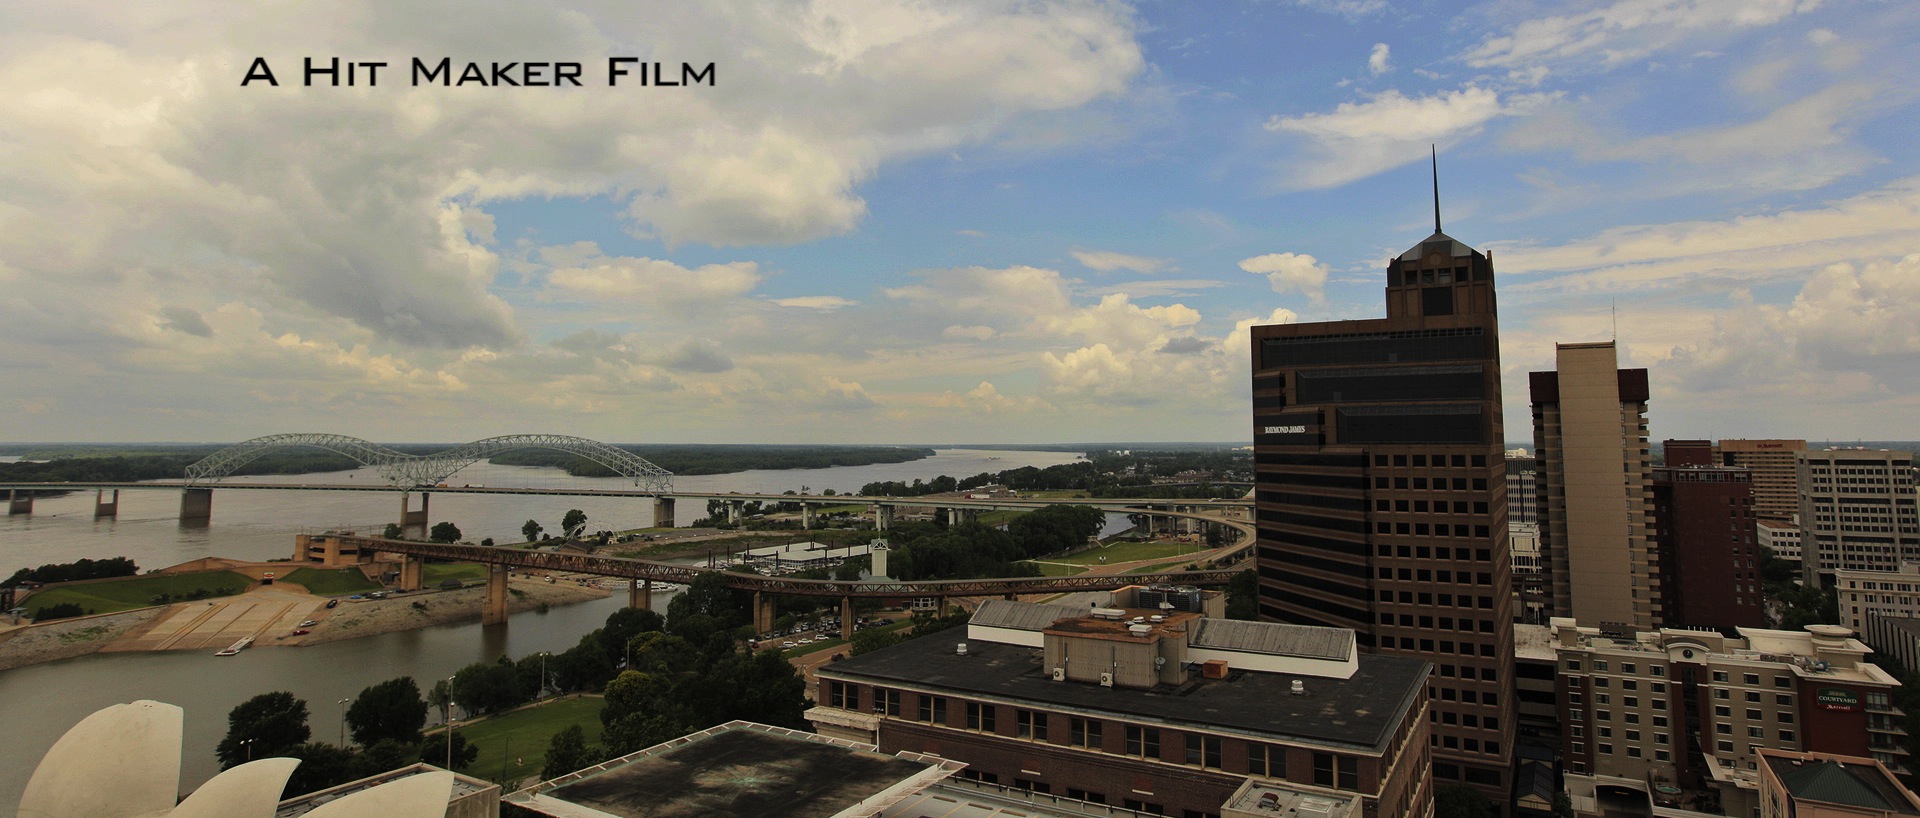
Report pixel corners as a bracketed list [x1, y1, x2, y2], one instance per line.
[331, 536, 1239, 632]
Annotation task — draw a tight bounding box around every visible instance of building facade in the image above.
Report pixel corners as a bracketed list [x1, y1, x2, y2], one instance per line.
[1761, 522, 1803, 565]
[1757, 748, 1920, 818]
[1836, 563, 1920, 636]
[811, 600, 1434, 818]
[1507, 451, 1540, 525]
[1532, 342, 1659, 632]
[1248, 223, 1515, 805]
[1653, 465, 1765, 633]
[1719, 440, 1809, 525]
[1798, 450, 1920, 584]
[1547, 619, 1907, 813]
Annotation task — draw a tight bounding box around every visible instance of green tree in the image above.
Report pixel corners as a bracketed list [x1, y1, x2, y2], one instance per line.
[217, 692, 311, 769]
[351, 739, 419, 779]
[451, 658, 527, 715]
[1226, 569, 1258, 620]
[1552, 791, 1574, 818]
[562, 509, 588, 534]
[480, 537, 494, 547]
[383, 523, 404, 539]
[282, 742, 357, 798]
[345, 677, 428, 746]
[420, 730, 479, 769]
[542, 724, 601, 779]
[429, 521, 462, 543]
[1436, 784, 1494, 818]
[522, 519, 543, 542]
[600, 712, 688, 757]
[851, 627, 907, 656]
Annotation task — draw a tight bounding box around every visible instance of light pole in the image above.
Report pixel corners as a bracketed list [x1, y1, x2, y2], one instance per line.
[337, 698, 351, 747]
[443, 675, 457, 770]
[538, 652, 550, 700]
[240, 738, 256, 762]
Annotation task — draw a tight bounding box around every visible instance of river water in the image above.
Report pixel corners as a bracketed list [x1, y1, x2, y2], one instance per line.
[0, 448, 1084, 809]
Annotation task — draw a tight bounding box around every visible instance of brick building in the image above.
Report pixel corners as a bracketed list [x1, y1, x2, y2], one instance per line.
[1652, 464, 1765, 632]
[810, 599, 1434, 818]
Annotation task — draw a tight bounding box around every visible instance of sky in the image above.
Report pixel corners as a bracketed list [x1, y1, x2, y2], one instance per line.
[1, 0, 1916, 446]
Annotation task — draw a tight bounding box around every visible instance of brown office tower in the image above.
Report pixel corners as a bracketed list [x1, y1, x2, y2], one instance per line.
[1249, 205, 1515, 807]
[1716, 439, 1808, 523]
[1651, 464, 1764, 632]
[1530, 342, 1658, 632]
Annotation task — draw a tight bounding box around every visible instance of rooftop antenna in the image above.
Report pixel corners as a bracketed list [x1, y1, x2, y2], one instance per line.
[1612, 299, 1618, 341]
[1431, 144, 1442, 235]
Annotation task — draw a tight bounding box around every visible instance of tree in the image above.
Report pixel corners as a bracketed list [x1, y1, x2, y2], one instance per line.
[451, 657, 527, 715]
[1552, 791, 1574, 818]
[1226, 569, 1258, 620]
[851, 627, 907, 656]
[282, 742, 357, 798]
[420, 730, 479, 770]
[217, 692, 311, 769]
[542, 724, 601, 779]
[1436, 784, 1495, 818]
[562, 509, 588, 534]
[522, 519, 544, 542]
[480, 537, 494, 547]
[345, 677, 428, 746]
[383, 523, 404, 539]
[429, 521, 462, 543]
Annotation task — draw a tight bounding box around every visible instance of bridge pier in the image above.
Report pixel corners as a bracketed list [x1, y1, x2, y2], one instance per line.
[179, 488, 212, 521]
[752, 591, 775, 635]
[400, 492, 430, 528]
[398, 556, 424, 592]
[728, 500, 744, 526]
[841, 596, 855, 634]
[652, 497, 674, 529]
[482, 564, 510, 625]
[628, 579, 651, 610]
[8, 489, 30, 516]
[802, 502, 815, 530]
[93, 489, 119, 518]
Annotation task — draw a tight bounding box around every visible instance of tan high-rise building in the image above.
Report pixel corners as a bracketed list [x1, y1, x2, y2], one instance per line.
[1531, 342, 1659, 632]
[1717, 440, 1808, 524]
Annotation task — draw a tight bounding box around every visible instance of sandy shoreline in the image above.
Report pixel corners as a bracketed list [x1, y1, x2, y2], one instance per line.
[295, 579, 610, 645]
[0, 608, 164, 672]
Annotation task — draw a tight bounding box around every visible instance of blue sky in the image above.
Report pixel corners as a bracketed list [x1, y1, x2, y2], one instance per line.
[1, 1, 1917, 444]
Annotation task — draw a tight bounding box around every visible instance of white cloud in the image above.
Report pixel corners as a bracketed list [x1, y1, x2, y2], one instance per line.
[547, 255, 762, 305]
[660, 338, 735, 373]
[943, 325, 997, 341]
[1238, 252, 1329, 304]
[1462, 0, 1824, 71]
[1368, 43, 1392, 76]
[1071, 248, 1173, 274]
[1265, 86, 1548, 188]
[772, 295, 858, 310]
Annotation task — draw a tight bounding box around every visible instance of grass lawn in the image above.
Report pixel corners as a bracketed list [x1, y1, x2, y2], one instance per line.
[973, 509, 1027, 527]
[23, 571, 254, 617]
[1025, 490, 1091, 499]
[450, 696, 606, 784]
[1054, 540, 1202, 566]
[1020, 561, 1089, 577]
[423, 563, 488, 584]
[281, 567, 380, 596]
[1126, 559, 1197, 575]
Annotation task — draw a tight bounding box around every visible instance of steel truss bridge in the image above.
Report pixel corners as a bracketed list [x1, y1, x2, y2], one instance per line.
[181, 433, 674, 492]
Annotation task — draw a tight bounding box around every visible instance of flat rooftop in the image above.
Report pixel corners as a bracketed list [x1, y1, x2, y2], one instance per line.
[509, 723, 956, 818]
[821, 632, 1428, 753]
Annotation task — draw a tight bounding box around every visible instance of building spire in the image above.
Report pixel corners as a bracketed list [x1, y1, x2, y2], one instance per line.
[1431, 144, 1442, 234]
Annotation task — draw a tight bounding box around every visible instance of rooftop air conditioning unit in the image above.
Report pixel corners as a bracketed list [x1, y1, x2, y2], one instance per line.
[1099, 672, 1114, 687]
[1051, 667, 1066, 681]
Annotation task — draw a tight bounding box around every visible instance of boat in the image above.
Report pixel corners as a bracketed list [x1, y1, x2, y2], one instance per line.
[214, 636, 254, 656]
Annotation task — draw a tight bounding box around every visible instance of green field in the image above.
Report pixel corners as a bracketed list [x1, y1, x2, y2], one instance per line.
[1126, 559, 1197, 575]
[449, 696, 606, 784]
[423, 563, 488, 584]
[280, 567, 380, 595]
[1021, 561, 1090, 577]
[972, 509, 1027, 527]
[1054, 540, 1202, 566]
[23, 571, 254, 617]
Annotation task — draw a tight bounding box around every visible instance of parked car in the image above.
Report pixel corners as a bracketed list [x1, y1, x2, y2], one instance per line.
[780, 641, 797, 649]
[290, 629, 310, 636]
[325, 599, 340, 609]
[299, 620, 317, 627]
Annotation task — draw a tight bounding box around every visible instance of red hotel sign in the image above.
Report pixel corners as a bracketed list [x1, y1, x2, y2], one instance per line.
[1817, 687, 1861, 712]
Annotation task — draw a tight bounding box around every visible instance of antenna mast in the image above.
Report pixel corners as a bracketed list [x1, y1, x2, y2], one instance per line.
[1432, 145, 1442, 234]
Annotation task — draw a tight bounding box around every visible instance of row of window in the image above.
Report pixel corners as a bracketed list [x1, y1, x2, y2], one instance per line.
[1372, 475, 1489, 491]
[1374, 521, 1495, 538]
[1377, 544, 1495, 561]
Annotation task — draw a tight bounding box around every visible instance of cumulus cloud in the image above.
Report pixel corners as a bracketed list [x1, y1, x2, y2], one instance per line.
[1071, 249, 1172, 274]
[1239, 252, 1329, 304]
[772, 295, 858, 310]
[1368, 43, 1392, 75]
[159, 306, 214, 338]
[548, 256, 762, 305]
[1462, 0, 1824, 71]
[660, 338, 735, 373]
[1264, 86, 1548, 188]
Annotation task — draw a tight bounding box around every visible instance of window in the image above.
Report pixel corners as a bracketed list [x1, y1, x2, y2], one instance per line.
[918, 695, 947, 724]
[1126, 725, 1161, 758]
[966, 702, 996, 732]
[1313, 754, 1359, 790]
[1185, 734, 1222, 769]
[1713, 671, 1729, 682]
[1247, 743, 1283, 777]
[1017, 709, 1047, 740]
[1070, 717, 1102, 749]
[828, 681, 852, 709]
[1744, 673, 1760, 685]
[875, 687, 901, 716]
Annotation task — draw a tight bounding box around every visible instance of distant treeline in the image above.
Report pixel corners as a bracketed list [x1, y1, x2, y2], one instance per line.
[886, 505, 1107, 580]
[6, 557, 138, 587]
[0, 451, 365, 483]
[859, 449, 1251, 498]
[487, 445, 935, 476]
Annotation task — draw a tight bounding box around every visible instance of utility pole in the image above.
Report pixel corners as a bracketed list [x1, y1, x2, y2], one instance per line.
[337, 698, 351, 747]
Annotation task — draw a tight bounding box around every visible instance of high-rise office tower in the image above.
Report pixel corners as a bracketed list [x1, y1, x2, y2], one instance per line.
[1717, 439, 1807, 524]
[1798, 448, 1920, 584]
[1651, 463, 1764, 632]
[1249, 166, 1514, 807]
[1530, 341, 1658, 632]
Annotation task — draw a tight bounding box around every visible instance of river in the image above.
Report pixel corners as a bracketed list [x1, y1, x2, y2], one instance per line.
[0, 448, 1086, 809]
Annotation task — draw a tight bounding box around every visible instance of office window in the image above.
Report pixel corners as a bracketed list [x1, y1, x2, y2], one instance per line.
[1313, 754, 1360, 790]
[918, 695, 947, 724]
[1185, 734, 1222, 769]
[1070, 717, 1103, 749]
[1126, 725, 1161, 758]
[966, 702, 996, 732]
[828, 681, 851, 709]
[1247, 743, 1284, 777]
[1017, 709, 1047, 740]
[875, 687, 901, 716]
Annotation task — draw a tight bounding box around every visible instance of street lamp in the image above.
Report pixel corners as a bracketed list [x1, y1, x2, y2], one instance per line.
[443, 676, 457, 770]
[240, 738, 256, 762]
[337, 698, 351, 747]
[537, 652, 551, 700]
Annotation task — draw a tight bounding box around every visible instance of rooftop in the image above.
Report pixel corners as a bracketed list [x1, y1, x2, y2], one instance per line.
[1221, 779, 1358, 818]
[508, 722, 959, 818]
[1188, 618, 1352, 662]
[820, 631, 1428, 753]
[1764, 753, 1920, 814]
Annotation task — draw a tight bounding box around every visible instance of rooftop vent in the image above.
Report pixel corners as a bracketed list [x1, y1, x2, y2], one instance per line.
[1291, 679, 1306, 696]
[955, 642, 968, 656]
[1128, 624, 1152, 637]
[1091, 608, 1126, 620]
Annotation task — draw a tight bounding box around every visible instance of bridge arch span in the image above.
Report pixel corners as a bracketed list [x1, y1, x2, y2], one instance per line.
[184, 433, 673, 491]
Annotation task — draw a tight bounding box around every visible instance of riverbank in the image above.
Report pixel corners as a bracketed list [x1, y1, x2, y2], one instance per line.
[0, 608, 163, 672]
[297, 579, 609, 645]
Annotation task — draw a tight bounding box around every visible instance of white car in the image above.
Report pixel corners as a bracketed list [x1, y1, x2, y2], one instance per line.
[780, 641, 797, 649]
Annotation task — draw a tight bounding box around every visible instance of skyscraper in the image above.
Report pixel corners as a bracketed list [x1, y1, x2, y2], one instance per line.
[1529, 341, 1658, 632]
[1249, 170, 1514, 807]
